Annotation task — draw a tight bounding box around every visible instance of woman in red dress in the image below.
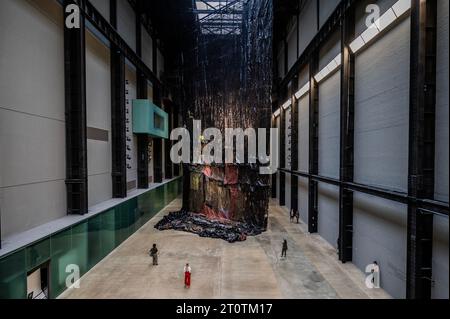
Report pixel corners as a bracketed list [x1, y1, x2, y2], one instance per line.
[184, 263, 192, 288]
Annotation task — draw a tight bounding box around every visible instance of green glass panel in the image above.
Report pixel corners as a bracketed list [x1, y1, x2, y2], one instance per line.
[114, 205, 127, 247]
[50, 228, 73, 298]
[0, 251, 27, 299]
[26, 238, 50, 272]
[71, 222, 88, 276]
[101, 209, 116, 255]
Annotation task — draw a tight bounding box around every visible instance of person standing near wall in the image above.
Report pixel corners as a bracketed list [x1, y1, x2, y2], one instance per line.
[184, 263, 192, 288]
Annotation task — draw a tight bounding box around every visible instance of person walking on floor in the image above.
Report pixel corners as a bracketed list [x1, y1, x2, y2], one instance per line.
[281, 239, 288, 258]
[295, 210, 300, 224]
[149, 244, 158, 266]
[184, 263, 192, 288]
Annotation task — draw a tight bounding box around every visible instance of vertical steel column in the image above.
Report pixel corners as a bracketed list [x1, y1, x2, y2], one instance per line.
[338, 9, 355, 263]
[291, 78, 299, 212]
[135, 0, 150, 189]
[64, 0, 88, 215]
[407, 0, 437, 299]
[110, 0, 127, 198]
[308, 56, 319, 233]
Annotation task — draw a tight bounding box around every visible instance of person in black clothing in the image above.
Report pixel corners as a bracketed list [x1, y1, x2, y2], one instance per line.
[281, 240, 288, 258]
[149, 244, 158, 266]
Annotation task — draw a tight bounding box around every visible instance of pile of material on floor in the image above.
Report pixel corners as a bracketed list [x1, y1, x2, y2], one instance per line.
[155, 210, 264, 243]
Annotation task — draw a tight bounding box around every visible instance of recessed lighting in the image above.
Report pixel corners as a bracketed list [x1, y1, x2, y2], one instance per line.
[361, 24, 380, 43]
[314, 73, 323, 83]
[295, 82, 310, 100]
[273, 108, 281, 117]
[349, 36, 365, 53]
[392, 0, 411, 17]
[282, 99, 292, 110]
[333, 53, 342, 66]
[375, 8, 397, 31]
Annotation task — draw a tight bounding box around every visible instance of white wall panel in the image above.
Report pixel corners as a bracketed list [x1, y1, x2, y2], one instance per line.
[0, 0, 64, 120]
[117, 0, 136, 52]
[0, 0, 66, 237]
[435, 0, 449, 202]
[354, 18, 410, 191]
[432, 0, 449, 299]
[317, 183, 339, 248]
[353, 193, 407, 299]
[318, 71, 340, 179]
[298, 95, 309, 172]
[86, 30, 112, 207]
[142, 28, 154, 71]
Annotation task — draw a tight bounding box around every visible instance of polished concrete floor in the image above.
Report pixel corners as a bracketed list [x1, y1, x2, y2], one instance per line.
[61, 198, 391, 299]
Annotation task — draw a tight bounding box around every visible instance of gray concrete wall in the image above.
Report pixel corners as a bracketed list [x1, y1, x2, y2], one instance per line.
[352, 14, 411, 299]
[353, 193, 408, 299]
[90, 0, 110, 22]
[316, 33, 340, 246]
[317, 183, 339, 249]
[117, 0, 136, 52]
[86, 30, 112, 207]
[298, 94, 309, 173]
[431, 0, 449, 299]
[0, 0, 66, 237]
[298, 177, 309, 224]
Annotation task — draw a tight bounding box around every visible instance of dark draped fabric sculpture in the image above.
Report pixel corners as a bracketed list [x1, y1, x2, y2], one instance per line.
[156, 0, 273, 242]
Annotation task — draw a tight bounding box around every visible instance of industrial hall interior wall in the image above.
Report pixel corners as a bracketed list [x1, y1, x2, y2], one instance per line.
[0, 0, 181, 299]
[273, 0, 448, 299]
